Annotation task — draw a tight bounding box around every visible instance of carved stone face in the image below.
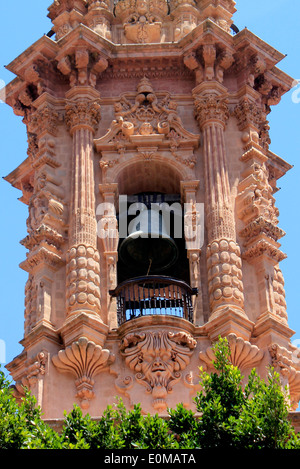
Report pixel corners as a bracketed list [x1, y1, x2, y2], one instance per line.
[139, 349, 175, 389]
[120, 330, 196, 410]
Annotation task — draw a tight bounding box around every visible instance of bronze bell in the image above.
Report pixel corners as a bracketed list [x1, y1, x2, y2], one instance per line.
[119, 204, 179, 274]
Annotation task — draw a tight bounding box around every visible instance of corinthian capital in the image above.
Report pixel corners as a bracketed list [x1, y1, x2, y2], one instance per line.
[233, 98, 264, 131]
[65, 99, 101, 134]
[194, 93, 229, 128]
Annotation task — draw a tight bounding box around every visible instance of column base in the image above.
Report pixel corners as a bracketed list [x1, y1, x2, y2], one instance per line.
[252, 311, 295, 349]
[59, 311, 109, 347]
[204, 306, 254, 341]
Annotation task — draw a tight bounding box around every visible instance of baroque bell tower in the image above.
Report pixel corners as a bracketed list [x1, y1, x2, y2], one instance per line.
[4, 0, 300, 420]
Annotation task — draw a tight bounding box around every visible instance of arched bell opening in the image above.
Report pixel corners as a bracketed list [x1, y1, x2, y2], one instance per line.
[109, 160, 198, 325]
[117, 191, 190, 284]
[115, 161, 190, 284]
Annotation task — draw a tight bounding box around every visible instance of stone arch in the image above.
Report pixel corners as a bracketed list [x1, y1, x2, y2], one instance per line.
[107, 154, 193, 196]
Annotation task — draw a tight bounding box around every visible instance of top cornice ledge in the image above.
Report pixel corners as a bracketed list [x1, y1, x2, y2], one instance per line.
[233, 28, 286, 66]
[47, 0, 87, 21]
[5, 35, 59, 76]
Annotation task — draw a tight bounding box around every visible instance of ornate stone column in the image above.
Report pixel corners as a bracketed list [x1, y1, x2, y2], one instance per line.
[234, 92, 294, 347]
[20, 94, 65, 334]
[62, 87, 108, 346]
[193, 82, 252, 340]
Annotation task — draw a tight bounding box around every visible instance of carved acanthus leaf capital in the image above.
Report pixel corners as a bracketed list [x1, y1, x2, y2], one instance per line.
[233, 98, 264, 131]
[194, 93, 229, 127]
[65, 99, 101, 134]
[29, 104, 60, 137]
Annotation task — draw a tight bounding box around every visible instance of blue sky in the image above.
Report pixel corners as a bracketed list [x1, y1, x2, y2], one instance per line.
[0, 1, 299, 377]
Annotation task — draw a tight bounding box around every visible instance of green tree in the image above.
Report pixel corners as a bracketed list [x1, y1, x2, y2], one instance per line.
[191, 337, 300, 449]
[0, 369, 60, 449]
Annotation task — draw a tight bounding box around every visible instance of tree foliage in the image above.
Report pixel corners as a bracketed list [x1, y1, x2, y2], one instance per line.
[0, 337, 299, 449]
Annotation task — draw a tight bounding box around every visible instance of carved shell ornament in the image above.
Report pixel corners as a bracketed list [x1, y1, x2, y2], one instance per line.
[52, 337, 115, 409]
[119, 330, 197, 411]
[199, 333, 264, 373]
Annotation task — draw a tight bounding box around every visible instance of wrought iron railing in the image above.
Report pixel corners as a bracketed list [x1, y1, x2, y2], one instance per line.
[110, 275, 197, 326]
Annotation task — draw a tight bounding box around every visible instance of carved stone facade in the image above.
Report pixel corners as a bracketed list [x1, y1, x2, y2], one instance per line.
[3, 0, 299, 421]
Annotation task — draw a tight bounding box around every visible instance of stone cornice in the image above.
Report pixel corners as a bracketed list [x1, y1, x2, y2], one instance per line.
[233, 28, 286, 66]
[3, 20, 294, 115]
[5, 35, 58, 77]
[4, 20, 290, 78]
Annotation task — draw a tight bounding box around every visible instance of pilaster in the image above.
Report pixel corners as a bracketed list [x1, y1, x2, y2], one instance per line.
[234, 88, 292, 348]
[62, 86, 107, 346]
[98, 183, 119, 329]
[193, 81, 253, 340]
[20, 93, 65, 336]
[181, 180, 204, 325]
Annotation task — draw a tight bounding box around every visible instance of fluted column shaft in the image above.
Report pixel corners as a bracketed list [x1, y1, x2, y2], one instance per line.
[194, 88, 244, 316]
[65, 92, 101, 316]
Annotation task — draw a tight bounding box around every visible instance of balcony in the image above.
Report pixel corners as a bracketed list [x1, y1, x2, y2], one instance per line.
[109, 275, 197, 326]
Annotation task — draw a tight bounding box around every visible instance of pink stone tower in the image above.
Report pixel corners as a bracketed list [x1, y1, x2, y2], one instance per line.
[3, 0, 299, 422]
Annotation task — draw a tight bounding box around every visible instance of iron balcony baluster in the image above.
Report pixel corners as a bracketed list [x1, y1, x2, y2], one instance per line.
[110, 275, 198, 326]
